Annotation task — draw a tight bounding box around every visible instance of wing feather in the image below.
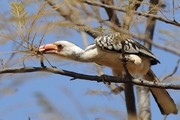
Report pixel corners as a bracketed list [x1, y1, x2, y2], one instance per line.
[95, 33, 160, 65]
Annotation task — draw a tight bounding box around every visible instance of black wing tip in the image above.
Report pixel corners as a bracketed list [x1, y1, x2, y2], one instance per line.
[151, 59, 160, 65]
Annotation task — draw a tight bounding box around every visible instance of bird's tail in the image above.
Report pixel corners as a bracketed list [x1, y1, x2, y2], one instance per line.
[144, 69, 178, 115]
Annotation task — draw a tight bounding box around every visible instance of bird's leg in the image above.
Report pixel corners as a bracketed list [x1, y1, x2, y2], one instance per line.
[40, 56, 46, 68]
[38, 53, 56, 68]
[41, 57, 57, 68]
[37, 51, 46, 68]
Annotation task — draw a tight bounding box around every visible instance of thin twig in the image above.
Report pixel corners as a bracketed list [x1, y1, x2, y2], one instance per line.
[162, 58, 180, 82]
[80, 6, 180, 57]
[27, 2, 48, 43]
[32, 25, 40, 49]
[100, 0, 121, 27]
[1, 34, 28, 49]
[81, 0, 180, 27]
[173, 0, 175, 20]
[45, 0, 99, 38]
[103, 21, 180, 56]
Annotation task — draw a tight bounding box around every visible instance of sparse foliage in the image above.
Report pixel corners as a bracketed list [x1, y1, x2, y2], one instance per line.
[0, 0, 180, 120]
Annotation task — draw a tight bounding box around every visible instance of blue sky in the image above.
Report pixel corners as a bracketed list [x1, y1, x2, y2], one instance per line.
[0, 0, 180, 120]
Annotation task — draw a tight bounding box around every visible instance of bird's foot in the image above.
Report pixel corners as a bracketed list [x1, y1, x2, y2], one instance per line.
[139, 79, 143, 83]
[52, 66, 57, 68]
[40, 61, 46, 68]
[100, 74, 111, 85]
[70, 77, 76, 80]
[119, 55, 132, 63]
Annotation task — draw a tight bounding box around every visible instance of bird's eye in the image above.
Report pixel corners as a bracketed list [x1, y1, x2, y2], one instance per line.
[57, 44, 63, 49]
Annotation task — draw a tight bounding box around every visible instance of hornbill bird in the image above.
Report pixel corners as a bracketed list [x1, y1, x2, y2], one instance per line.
[38, 33, 178, 115]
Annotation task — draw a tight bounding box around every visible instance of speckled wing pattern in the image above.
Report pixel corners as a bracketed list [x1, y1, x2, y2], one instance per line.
[95, 33, 160, 65]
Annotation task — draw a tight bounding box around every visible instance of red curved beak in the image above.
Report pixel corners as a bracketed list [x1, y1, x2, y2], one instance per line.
[38, 44, 58, 53]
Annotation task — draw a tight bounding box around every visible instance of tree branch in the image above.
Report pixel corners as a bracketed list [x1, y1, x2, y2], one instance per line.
[103, 20, 180, 56]
[47, 0, 180, 57]
[82, 0, 180, 27]
[100, 0, 121, 27]
[162, 58, 180, 82]
[45, 0, 100, 38]
[0, 67, 179, 89]
[80, 6, 180, 57]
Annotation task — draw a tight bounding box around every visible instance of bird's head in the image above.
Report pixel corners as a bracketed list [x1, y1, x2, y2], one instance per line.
[38, 41, 84, 60]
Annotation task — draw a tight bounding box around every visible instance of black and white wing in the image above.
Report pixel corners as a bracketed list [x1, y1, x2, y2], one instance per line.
[95, 33, 160, 65]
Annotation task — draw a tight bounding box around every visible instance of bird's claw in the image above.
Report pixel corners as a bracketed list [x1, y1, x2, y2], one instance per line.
[100, 74, 111, 85]
[119, 55, 132, 63]
[52, 66, 57, 68]
[41, 66, 46, 68]
[70, 77, 76, 80]
[139, 79, 143, 83]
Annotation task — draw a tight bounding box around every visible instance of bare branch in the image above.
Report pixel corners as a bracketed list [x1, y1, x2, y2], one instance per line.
[46, 0, 180, 57]
[123, 0, 143, 30]
[144, 0, 159, 49]
[130, 0, 143, 11]
[45, 0, 100, 38]
[79, 6, 180, 56]
[103, 20, 180, 56]
[0, 67, 179, 89]
[162, 58, 180, 82]
[81, 0, 180, 27]
[100, 0, 121, 27]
